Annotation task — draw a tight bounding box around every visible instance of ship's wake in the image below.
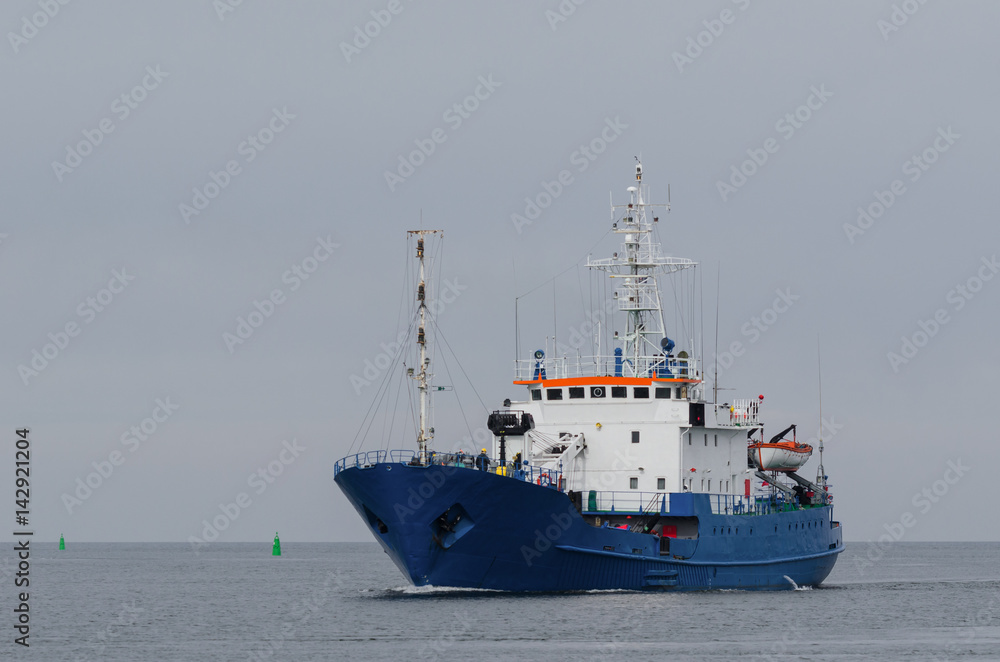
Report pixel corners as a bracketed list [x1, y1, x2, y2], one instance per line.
[783, 575, 813, 591]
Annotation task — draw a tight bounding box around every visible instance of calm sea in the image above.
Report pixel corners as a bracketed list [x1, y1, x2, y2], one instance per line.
[6, 541, 999, 661]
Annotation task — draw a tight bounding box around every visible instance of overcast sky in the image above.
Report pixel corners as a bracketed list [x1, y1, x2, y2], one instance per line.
[1, 1, 997, 547]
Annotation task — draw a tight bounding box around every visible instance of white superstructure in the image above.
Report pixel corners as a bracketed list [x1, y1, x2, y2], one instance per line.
[501, 162, 765, 505]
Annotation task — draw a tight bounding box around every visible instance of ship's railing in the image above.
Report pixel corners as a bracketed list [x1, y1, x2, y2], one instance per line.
[514, 355, 700, 381]
[334, 449, 417, 476]
[577, 490, 804, 516]
[488, 462, 563, 490]
[334, 449, 564, 490]
[709, 493, 800, 515]
[715, 397, 762, 427]
[582, 491, 671, 514]
[430, 452, 562, 489]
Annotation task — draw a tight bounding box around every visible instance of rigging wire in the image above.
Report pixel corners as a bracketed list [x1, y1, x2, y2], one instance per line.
[431, 319, 489, 414]
[346, 314, 417, 455]
[427, 323, 475, 441]
[514, 229, 611, 300]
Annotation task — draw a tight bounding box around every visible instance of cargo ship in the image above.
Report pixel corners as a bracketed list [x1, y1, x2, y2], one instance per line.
[334, 160, 843, 590]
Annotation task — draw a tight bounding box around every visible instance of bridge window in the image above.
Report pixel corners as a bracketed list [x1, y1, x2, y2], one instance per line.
[655, 387, 671, 399]
[631, 431, 640, 444]
[629, 477, 638, 490]
[657, 477, 665, 490]
[704, 433, 708, 446]
[590, 386, 606, 398]
[675, 387, 682, 399]
[531, 390, 541, 401]
[546, 389, 563, 400]
[611, 386, 627, 398]
[714, 434, 718, 447]
[633, 387, 649, 398]
[707, 479, 711, 491]
[568, 387, 585, 399]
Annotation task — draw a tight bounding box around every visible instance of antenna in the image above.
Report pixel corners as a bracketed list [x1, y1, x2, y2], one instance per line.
[713, 263, 720, 404]
[816, 339, 827, 489]
[513, 259, 519, 367]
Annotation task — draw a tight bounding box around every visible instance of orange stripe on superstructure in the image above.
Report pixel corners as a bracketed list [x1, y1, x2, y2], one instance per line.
[512, 376, 701, 386]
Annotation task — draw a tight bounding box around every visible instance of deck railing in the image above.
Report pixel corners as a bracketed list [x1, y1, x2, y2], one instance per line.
[579, 490, 807, 516]
[334, 449, 563, 490]
[582, 491, 671, 514]
[716, 397, 762, 427]
[334, 449, 416, 475]
[335, 453, 809, 514]
[514, 355, 700, 381]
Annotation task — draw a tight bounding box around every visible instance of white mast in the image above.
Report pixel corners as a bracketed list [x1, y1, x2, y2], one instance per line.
[408, 229, 442, 465]
[587, 160, 696, 377]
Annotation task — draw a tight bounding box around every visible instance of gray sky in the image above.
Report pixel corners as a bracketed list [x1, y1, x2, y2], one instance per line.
[2, 1, 997, 546]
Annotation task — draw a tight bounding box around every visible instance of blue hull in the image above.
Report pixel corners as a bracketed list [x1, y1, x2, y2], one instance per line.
[335, 462, 843, 591]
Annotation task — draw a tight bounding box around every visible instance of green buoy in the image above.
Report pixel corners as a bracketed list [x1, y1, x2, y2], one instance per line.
[59, 534, 65, 550]
[272, 532, 281, 556]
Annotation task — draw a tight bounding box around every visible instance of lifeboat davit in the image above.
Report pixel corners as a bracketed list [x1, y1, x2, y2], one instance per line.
[749, 424, 812, 472]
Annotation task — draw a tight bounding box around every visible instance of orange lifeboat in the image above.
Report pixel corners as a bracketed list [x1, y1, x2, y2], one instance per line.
[749, 424, 812, 472]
